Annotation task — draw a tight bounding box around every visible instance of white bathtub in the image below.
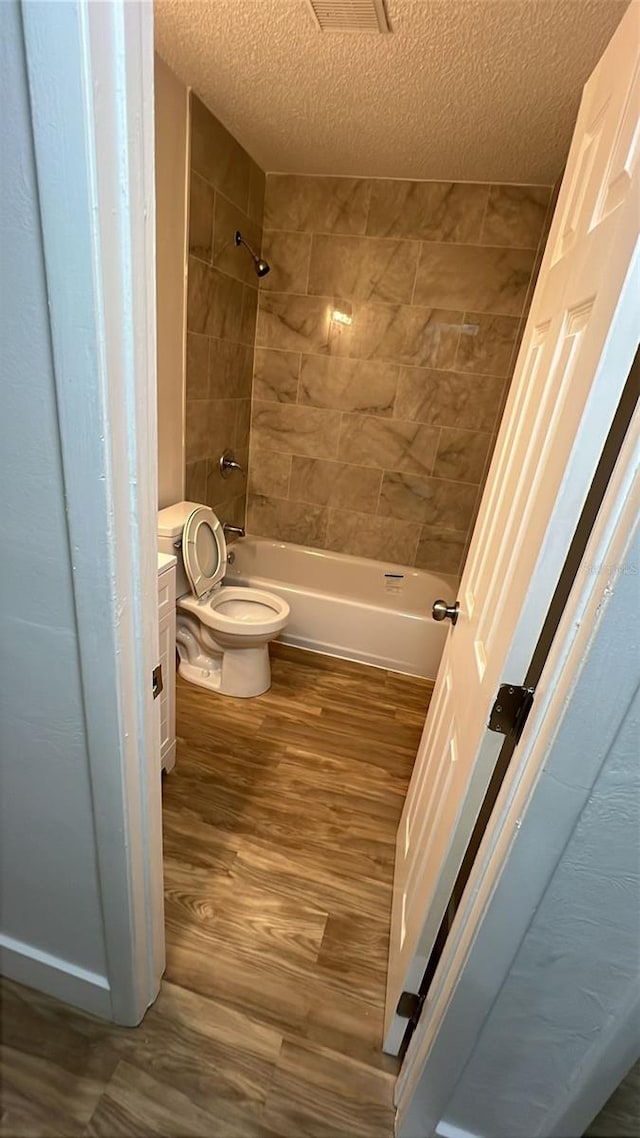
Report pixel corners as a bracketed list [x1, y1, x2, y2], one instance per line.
[224, 537, 456, 679]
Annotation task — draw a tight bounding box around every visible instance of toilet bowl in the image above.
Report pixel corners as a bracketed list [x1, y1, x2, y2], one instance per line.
[157, 502, 289, 698]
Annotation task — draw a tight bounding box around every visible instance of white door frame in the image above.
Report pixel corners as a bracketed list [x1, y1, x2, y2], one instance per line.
[21, 0, 164, 1024]
[395, 373, 639, 1134]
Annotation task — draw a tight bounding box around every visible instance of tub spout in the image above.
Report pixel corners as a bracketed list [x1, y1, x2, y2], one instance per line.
[223, 523, 246, 538]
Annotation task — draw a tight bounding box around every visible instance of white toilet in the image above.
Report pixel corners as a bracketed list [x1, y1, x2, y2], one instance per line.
[157, 502, 289, 698]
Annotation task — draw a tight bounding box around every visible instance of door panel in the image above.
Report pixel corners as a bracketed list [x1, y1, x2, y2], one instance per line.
[385, 6, 640, 1052]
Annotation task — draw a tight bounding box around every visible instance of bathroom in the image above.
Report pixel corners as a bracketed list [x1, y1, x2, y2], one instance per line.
[150, 0, 631, 1131]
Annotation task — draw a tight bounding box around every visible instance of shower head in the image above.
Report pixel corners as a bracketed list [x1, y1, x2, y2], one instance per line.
[234, 230, 271, 278]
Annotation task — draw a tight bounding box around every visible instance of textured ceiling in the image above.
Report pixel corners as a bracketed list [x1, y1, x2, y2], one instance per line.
[154, 0, 629, 184]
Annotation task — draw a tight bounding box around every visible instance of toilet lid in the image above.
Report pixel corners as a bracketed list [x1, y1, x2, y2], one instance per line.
[182, 506, 227, 598]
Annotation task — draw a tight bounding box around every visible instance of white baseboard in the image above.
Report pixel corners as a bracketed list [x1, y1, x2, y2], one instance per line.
[0, 932, 112, 1019]
[435, 1122, 483, 1138]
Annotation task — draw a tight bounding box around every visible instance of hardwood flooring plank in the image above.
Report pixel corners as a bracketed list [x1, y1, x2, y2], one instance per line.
[230, 835, 393, 924]
[83, 1060, 275, 1138]
[0, 1082, 78, 1138]
[0, 1045, 107, 1134]
[164, 941, 313, 1036]
[263, 1037, 395, 1138]
[3, 648, 432, 1137]
[303, 980, 399, 1075]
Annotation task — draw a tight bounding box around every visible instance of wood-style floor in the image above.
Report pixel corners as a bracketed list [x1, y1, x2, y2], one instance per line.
[1, 645, 432, 1138]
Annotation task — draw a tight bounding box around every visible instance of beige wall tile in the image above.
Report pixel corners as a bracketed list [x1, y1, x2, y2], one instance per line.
[252, 401, 341, 459]
[264, 175, 371, 235]
[299, 357, 398, 416]
[244, 173, 544, 572]
[187, 258, 245, 341]
[455, 313, 520, 377]
[367, 181, 489, 243]
[253, 348, 300, 403]
[185, 399, 211, 463]
[213, 194, 262, 285]
[247, 160, 266, 225]
[308, 235, 419, 304]
[413, 244, 535, 315]
[481, 185, 552, 249]
[249, 449, 292, 498]
[186, 99, 260, 535]
[257, 293, 331, 354]
[432, 427, 492, 484]
[236, 398, 252, 450]
[206, 452, 245, 508]
[415, 525, 466, 575]
[325, 509, 420, 565]
[289, 457, 382, 513]
[338, 414, 439, 477]
[185, 459, 207, 504]
[189, 173, 214, 262]
[378, 472, 477, 529]
[240, 284, 259, 346]
[257, 293, 461, 369]
[190, 95, 250, 213]
[210, 489, 246, 531]
[329, 304, 461, 369]
[247, 494, 328, 548]
[209, 398, 239, 458]
[209, 340, 253, 399]
[186, 255, 210, 335]
[394, 368, 503, 431]
[186, 333, 209, 401]
[260, 232, 312, 294]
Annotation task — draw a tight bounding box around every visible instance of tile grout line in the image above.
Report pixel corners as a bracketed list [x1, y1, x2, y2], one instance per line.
[260, 224, 543, 253]
[258, 286, 526, 321]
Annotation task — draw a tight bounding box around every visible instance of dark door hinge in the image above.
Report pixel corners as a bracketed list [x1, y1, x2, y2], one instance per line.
[396, 990, 426, 1026]
[488, 684, 535, 743]
[152, 664, 163, 700]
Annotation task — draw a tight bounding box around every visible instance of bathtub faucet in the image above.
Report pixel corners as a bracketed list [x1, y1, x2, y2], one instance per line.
[223, 523, 245, 538]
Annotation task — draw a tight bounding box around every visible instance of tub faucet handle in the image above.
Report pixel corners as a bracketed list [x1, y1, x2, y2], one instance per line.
[219, 449, 245, 479]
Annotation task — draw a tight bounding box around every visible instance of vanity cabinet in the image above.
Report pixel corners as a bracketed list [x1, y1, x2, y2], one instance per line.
[157, 553, 176, 773]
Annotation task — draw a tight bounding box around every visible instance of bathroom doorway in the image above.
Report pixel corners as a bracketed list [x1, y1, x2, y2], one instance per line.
[3, 2, 638, 1136]
[150, 4, 637, 1133]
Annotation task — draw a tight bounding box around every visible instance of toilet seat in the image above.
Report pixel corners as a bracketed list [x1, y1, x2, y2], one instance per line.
[179, 586, 289, 639]
[182, 506, 226, 598]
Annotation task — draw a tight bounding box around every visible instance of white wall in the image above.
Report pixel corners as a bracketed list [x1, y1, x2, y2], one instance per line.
[155, 53, 188, 509]
[0, 0, 109, 1006]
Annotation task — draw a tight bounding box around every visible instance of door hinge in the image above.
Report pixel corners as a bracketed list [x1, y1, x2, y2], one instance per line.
[488, 684, 534, 743]
[152, 664, 163, 699]
[396, 990, 426, 1026]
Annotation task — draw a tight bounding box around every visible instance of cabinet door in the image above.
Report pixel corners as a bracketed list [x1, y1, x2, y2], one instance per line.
[158, 611, 176, 772]
[157, 565, 176, 773]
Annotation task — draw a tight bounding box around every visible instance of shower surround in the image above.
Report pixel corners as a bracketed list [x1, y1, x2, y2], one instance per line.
[184, 95, 265, 530]
[248, 174, 551, 575]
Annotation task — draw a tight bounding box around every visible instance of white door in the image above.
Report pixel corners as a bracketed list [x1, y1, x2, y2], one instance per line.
[385, 3, 640, 1053]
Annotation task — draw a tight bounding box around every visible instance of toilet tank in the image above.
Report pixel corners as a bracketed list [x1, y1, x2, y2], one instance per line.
[157, 500, 202, 598]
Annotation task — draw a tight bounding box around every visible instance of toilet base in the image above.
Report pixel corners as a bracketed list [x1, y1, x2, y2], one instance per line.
[177, 642, 272, 698]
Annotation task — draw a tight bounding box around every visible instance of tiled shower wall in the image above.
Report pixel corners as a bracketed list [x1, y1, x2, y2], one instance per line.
[247, 175, 551, 574]
[184, 95, 265, 529]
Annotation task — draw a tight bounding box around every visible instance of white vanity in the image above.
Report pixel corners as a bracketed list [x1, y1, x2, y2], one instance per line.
[157, 552, 176, 772]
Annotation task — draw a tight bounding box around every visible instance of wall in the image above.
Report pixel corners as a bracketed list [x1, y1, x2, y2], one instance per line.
[155, 54, 188, 509]
[247, 175, 550, 573]
[0, 0, 107, 989]
[185, 94, 265, 529]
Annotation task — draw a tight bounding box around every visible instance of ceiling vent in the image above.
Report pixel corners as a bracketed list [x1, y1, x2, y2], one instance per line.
[305, 0, 391, 33]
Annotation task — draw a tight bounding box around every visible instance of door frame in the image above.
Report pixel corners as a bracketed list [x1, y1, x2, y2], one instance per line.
[21, 0, 164, 1023]
[395, 349, 639, 1133]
